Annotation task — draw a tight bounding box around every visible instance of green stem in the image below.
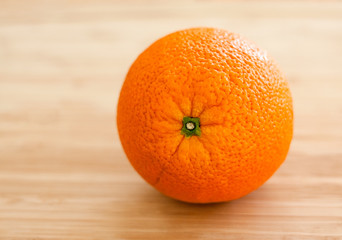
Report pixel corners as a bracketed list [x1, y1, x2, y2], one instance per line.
[181, 116, 201, 137]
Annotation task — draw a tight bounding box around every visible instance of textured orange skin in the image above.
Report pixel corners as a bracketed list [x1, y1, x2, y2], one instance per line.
[117, 28, 293, 203]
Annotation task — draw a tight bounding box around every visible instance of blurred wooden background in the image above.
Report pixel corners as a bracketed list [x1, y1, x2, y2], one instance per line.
[1, 1, 342, 239]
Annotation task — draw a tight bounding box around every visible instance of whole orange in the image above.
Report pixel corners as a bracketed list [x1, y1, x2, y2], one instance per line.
[117, 28, 293, 203]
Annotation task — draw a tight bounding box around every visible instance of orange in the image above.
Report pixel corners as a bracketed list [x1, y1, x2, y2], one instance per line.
[117, 28, 293, 203]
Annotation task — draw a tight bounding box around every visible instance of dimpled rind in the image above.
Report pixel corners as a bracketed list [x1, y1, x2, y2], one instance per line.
[117, 28, 293, 203]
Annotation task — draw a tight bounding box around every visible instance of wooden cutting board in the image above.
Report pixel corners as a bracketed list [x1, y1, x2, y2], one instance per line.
[1, 1, 341, 239]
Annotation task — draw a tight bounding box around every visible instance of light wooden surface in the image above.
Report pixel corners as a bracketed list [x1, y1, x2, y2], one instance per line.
[1, 1, 342, 239]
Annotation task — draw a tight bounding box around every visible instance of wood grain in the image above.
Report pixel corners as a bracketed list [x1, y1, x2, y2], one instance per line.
[1, 1, 342, 239]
